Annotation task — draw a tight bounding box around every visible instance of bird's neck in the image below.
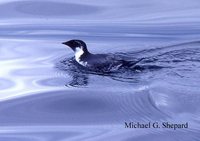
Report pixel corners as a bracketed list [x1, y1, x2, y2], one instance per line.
[74, 48, 91, 66]
[75, 48, 83, 61]
[74, 48, 90, 62]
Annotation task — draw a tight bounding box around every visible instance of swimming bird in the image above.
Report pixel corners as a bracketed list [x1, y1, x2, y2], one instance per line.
[62, 39, 143, 71]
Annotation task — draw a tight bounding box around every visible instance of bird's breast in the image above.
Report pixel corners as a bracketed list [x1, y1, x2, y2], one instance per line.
[77, 60, 88, 66]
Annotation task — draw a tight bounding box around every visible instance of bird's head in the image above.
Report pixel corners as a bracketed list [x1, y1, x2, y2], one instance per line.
[62, 39, 89, 54]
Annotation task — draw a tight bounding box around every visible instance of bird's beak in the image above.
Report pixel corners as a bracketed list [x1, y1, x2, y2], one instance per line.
[62, 42, 67, 45]
[62, 42, 71, 49]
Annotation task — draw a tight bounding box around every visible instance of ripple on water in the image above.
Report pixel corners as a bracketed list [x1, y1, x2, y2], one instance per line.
[0, 89, 167, 126]
[149, 82, 200, 116]
[126, 130, 200, 141]
[0, 78, 15, 90]
[0, 127, 82, 141]
[0, 126, 111, 141]
[36, 77, 70, 87]
[0, 1, 101, 18]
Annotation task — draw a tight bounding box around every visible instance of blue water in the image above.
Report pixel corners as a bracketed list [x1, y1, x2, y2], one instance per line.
[1, 0, 200, 140]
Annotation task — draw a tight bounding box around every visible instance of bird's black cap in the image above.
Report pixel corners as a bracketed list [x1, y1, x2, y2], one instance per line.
[62, 39, 88, 52]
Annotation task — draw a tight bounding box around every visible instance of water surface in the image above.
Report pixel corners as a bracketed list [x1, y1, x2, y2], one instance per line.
[1, 0, 200, 140]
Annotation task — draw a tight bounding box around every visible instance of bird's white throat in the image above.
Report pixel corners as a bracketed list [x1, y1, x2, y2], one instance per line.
[74, 47, 87, 66]
[75, 48, 84, 61]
